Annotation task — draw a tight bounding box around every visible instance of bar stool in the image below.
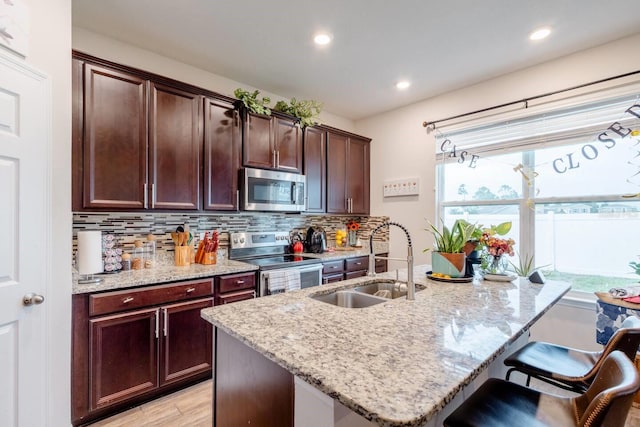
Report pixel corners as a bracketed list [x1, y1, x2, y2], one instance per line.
[503, 316, 640, 393]
[444, 350, 640, 427]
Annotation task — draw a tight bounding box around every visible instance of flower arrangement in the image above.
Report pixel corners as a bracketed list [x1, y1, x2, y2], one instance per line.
[479, 224, 515, 275]
[480, 233, 515, 257]
[346, 219, 360, 231]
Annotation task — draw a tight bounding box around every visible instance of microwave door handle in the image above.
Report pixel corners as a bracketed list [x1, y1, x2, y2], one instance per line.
[291, 183, 297, 204]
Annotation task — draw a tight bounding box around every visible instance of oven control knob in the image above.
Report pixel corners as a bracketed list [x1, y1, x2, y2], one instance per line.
[239, 237, 245, 244]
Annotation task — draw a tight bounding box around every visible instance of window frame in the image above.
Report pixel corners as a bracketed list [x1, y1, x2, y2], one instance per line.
[434, 88, 640, 299]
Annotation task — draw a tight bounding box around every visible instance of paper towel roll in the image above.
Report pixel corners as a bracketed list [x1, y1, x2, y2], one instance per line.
[77, 231, 103, 275]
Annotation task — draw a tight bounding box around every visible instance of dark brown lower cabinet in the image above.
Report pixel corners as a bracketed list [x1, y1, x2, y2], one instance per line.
[322, 254, 387, 283]
[72, 279, 214, 426]
[89, 308, 159, 410]
[215, 328, 294, 427]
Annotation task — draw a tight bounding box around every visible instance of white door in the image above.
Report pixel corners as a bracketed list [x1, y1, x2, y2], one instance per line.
[0, 53, 50, 426]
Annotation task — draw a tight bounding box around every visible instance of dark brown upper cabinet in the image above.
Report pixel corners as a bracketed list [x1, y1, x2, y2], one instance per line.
[203, 97, 241, 210]
[80, 63, 148, 210]
[303, 126, 326, 213]
[326, 130, 370, 215]
[73, 52, 241, 212]
[149, 82, 201, 210]
[242, 110, 302, 173]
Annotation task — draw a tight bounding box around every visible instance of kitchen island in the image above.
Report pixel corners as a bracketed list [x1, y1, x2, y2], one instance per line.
[201, 265, 570, 426]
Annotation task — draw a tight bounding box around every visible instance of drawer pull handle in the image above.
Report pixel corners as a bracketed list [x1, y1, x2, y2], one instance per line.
[122, 297, 134, 304]
[186, 287, 196, 293]
[235, 280, 245, 285]
[355, 262, 362, 266]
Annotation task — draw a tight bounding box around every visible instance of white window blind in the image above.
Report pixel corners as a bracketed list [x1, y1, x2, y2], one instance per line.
[435, 92, 640, 154]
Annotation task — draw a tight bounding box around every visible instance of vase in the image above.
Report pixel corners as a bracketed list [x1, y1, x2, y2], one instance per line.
[348, 230, 357, 246]
[431, 252, 466, 278]
[482, 253, 508, 275]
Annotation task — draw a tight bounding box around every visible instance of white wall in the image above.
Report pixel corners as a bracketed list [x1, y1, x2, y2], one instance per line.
[356, 33, 640, 270]
[72, 27, 355, 132]
[25, 0, 72, 425]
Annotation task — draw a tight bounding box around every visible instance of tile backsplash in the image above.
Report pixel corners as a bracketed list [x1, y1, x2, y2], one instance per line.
[72, 212, 390, 256]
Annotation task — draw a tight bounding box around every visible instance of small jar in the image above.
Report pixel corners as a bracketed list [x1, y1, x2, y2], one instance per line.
[145, 234, 156, 269]
[132, 240, 144, 270]
[121, 253, 132, 271]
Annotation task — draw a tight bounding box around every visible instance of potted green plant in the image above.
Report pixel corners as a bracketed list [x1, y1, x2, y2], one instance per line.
[273, 98, 322, 128]
[234, 88, 272, 115]
[424, 220, 475, 278]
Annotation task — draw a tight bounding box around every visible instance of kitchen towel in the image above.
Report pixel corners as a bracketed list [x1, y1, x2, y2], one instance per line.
[609, 285, 640, 299]
[266, 270, 301, 294]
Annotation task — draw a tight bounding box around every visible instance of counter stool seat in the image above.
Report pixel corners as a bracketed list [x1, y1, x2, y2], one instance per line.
[504, 316, 640, 393]
[444, 351, 639, 427]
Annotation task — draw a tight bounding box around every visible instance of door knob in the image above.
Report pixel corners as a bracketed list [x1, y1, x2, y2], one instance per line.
[23, 293, 45, 306]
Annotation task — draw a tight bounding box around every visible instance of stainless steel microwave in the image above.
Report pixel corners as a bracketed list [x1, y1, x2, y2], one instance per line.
[241, 168, 306, 212]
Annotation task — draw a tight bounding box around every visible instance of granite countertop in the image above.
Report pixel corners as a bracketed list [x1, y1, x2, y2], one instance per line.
[72, 259, 258, 294]
[301, 241, 389, 261]
[72, 244, 387, 295]
[201, 265, 571, 426]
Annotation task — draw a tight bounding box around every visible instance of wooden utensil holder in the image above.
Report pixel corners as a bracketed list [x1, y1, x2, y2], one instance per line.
[201, 252, 217, 265]
[174, 246, 191, 266]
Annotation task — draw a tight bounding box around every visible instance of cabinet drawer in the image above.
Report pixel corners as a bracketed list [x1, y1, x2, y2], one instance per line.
[217, 290, 255, 305]
[322, 273, 344, 284]
[345, 256, 368, 272]
[345, 270, 367, 280]
[89, 278, 214, 317]
[375, 253, 388, 273]
[322, 260, 345, 275]
[217, 272, 256, 294]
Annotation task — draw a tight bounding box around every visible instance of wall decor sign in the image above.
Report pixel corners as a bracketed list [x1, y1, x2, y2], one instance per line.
[0, 0, 29, 58]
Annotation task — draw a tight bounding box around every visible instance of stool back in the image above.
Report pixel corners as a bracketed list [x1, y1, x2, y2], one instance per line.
[575, 350, 640, 427]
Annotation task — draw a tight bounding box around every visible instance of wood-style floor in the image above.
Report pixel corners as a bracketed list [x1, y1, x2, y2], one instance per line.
[88, 378, 640, 427]
[87, 380, 211, 427]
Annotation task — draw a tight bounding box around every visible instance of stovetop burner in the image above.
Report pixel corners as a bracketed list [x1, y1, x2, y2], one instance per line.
[228, 231, 323, 270]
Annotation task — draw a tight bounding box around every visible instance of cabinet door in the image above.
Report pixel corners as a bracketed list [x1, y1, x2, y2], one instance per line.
[83, 64, 147, 209]
[149, 82, 201, 210]
[204, 98, 241, 210]
[89, 308, 159, 410]
[303, 126, 326, 212]
[347, 137, 370, 215]
[160, 298, 213, 386]
[274, 115, 302, 173]
[243, 111, 274, 169]
[326, 132, 349, 213]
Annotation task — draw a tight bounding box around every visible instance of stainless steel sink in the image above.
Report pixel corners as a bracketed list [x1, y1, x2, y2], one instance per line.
[311, 290, 386, 308]
[353, 281, 408, 299]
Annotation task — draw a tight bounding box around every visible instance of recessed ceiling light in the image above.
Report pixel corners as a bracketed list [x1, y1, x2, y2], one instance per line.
[396, 81, 410, 90]
[529, 27, 551, 41]
[314, 33, 332, 45]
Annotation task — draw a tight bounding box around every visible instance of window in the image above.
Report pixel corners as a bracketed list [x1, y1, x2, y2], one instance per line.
[436, 89, 640, 296]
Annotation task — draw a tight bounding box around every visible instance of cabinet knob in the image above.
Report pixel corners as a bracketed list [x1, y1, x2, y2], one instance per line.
[122, 297, 134, 304]
[186, 287, 195, 293]
[236, 280, 245, 285]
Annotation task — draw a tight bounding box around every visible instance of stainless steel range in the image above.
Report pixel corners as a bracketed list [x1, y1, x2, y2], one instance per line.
[229, 231, 323, 296]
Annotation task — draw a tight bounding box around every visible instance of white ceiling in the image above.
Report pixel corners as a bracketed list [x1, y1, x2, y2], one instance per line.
[72, 0, 640, 120]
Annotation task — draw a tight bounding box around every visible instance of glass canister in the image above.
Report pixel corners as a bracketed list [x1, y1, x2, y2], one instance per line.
[132, 240, 144, 270]
[145, 234, 156, 268]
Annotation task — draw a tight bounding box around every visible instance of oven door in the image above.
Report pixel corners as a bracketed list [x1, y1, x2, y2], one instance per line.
[242, 168, 306, 212]
[259, 264, 323, 297]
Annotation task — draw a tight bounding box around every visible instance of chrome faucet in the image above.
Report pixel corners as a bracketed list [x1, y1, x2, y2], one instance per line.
[368, 222, 415, 300]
